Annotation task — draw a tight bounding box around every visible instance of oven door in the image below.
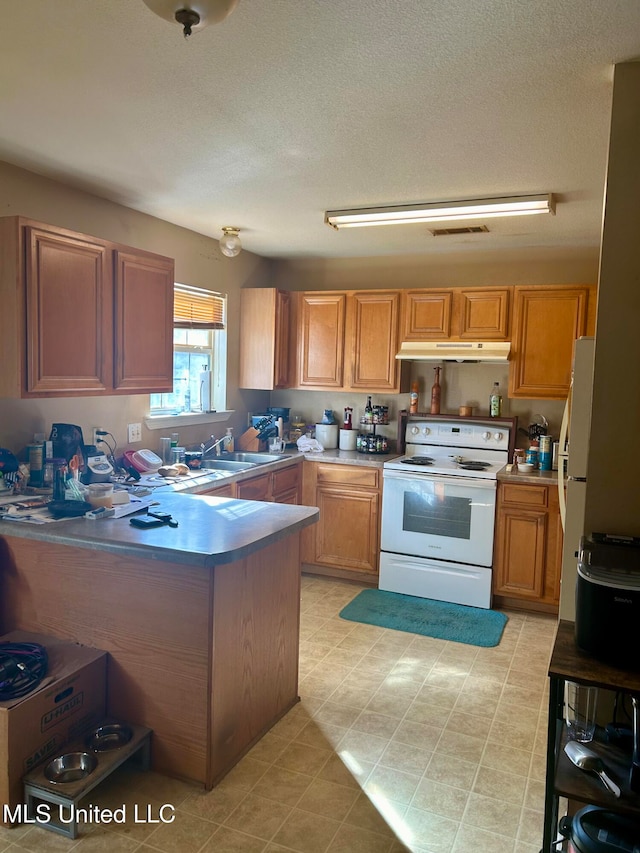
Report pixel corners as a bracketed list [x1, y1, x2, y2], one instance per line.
[381, 469, 497, 567]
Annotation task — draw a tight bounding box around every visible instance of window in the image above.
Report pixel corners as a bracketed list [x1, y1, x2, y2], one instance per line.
[149, 284, 227, 415]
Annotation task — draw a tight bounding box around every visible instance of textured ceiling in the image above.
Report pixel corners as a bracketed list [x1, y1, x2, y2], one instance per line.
[1, 0, 640, 259]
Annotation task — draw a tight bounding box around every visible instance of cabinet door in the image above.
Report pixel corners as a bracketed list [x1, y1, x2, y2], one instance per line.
[297, 293, 346, 387]
[347, 291, 401, 391]
[113, 249, 174, 393]
[271, 464, 300, 504]
[25, 225, 111, 394]
[314, 485, 380, 574]
[401, 290, 453, 340]
[457, 288, 510, 340]
[236, 472, 271, 501]
[509, 286, 592, 399]
[239, 288, 291, 389]
[493, 506, 547, 599]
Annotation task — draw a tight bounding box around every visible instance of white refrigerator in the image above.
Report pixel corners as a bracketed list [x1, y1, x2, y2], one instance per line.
[557, 336, 595, 620]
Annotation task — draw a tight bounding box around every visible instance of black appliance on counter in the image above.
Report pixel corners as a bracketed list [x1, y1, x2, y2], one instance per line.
[575, 534, 640, 666]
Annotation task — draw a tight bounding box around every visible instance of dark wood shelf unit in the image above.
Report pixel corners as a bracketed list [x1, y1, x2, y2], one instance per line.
[543, 620, 640, 852]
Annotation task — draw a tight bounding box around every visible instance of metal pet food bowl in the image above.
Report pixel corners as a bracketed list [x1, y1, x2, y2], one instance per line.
[86, 723, 133, 752]
[44, 752, 98, 784]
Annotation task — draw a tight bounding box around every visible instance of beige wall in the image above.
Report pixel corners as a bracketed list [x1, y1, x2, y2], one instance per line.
[0, 161, 274, 455]
[559, 62, 640, 618]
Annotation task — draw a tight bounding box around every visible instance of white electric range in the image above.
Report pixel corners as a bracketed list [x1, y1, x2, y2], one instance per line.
[380, 417, 514, 609]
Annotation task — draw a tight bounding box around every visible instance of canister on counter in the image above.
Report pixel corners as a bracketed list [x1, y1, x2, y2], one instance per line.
[525, 439, 539, 469]
[539, 435, 553, 470]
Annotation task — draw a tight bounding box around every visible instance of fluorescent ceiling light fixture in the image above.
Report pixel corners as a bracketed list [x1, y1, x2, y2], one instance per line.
[325, 194, 555, 229]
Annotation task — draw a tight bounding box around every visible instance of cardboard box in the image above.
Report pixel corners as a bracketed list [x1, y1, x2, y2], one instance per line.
[0, 631, 107, 821]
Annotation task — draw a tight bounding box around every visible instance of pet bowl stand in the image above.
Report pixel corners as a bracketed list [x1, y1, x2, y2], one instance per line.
[23, 719, 151, 839]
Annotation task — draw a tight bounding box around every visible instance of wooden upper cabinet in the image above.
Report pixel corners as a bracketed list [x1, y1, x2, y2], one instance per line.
[297, 292, 346, 388]
[113, 249, 174, 393]
[0, 216, 174, 398]
[401, 290, 453, 339]
[239, 288, 291, 389]
[509, 285, 595, 399]
[401, 287, 510, 341]
[457, 288, 510, 339]
[294, 290, 406, 393]
[348, 291, 402, 391]
[25, 225, 111, 394]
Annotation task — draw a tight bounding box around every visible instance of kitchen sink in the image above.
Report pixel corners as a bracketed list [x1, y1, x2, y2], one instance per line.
[200, 459, 258, 472]
[215, 452, 289, 464]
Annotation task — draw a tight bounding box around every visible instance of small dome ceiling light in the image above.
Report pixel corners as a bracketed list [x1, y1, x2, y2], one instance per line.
[219, 227, 242, 258]
[142, 1, 240, 38]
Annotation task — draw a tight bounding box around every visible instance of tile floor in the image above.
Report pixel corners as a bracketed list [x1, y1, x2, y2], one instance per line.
[0, 575, 558, 853]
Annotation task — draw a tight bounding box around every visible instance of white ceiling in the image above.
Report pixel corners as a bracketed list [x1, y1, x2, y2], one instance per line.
[2, 0, 640, 259]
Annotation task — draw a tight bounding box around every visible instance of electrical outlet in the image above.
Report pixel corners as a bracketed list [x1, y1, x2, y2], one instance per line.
[128, 423, 142, 444]
[92, 427, 104, 447]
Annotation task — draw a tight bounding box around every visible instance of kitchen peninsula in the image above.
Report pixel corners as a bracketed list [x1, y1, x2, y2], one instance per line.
[0, 492, 318, 789]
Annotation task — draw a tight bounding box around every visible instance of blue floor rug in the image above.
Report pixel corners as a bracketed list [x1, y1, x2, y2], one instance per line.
[339, 589, 508, 647]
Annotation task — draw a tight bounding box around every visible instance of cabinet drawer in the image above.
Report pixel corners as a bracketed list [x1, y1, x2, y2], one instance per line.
[272, 464, 300, 495]
[315, 463, 379, 489]
[501, 483, 548, 508]
[236, 473, 271, 501]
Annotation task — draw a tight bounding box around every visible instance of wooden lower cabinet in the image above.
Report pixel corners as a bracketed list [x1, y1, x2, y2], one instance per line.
[198, 462, 301, 504]
[301, 462, 380, 581]
[492, 480, 563, 613]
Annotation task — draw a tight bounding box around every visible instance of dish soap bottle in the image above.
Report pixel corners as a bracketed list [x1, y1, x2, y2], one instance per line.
[225, 427, 234, 452]
[430, 367, 441, 415]
[489, 381, 502, 417]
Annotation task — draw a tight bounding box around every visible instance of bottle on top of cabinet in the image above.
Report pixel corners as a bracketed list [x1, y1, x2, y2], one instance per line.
[489, 381, 502, 417]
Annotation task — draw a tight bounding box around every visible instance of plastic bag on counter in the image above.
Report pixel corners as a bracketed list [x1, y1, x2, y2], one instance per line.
[296, 436, 324, 453]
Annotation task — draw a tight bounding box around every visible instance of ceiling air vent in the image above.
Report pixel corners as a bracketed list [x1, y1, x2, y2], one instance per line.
[429, 225, 490, 236]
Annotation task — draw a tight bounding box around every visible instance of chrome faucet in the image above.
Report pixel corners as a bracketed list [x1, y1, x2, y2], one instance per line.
[200, 434, 233, 458]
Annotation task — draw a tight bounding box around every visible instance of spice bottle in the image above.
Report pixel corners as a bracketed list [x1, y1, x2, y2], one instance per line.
[430, 367, 441, 415]
[409, 382, 419, 414]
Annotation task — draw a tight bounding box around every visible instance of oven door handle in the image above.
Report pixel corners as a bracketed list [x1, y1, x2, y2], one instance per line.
[382, 469, 496, 490]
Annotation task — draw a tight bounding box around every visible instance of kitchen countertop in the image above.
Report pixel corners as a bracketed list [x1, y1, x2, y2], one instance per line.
[498, 467, 559, 486]
[0, 490, 318, 568]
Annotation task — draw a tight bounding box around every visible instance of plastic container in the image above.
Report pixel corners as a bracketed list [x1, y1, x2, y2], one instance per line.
[87, 483, 113, 509]
[131, 449, 163, 472]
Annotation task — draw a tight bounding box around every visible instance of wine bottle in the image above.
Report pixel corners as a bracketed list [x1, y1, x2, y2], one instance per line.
[430, 367, 441, 414]
[365, 395, 373, 423]
[489, 381, 502, 417]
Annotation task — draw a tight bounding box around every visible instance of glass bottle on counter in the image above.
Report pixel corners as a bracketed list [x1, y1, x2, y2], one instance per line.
[489, 381, 502, 417]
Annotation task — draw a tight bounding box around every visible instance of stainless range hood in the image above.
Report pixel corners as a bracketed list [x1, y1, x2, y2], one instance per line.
[395, 341, 511, 363]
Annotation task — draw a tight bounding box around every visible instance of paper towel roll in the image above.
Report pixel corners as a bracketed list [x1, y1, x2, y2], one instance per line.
[339, 429, 357, 451]
[315, 423, 338, 449]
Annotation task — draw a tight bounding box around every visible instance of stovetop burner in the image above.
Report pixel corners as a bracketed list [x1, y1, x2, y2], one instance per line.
[458, 461, 492, 471]
[401, 456, 434, 465]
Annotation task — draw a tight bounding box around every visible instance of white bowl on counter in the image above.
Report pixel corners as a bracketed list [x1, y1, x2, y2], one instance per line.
[517, 462, 535, 473]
